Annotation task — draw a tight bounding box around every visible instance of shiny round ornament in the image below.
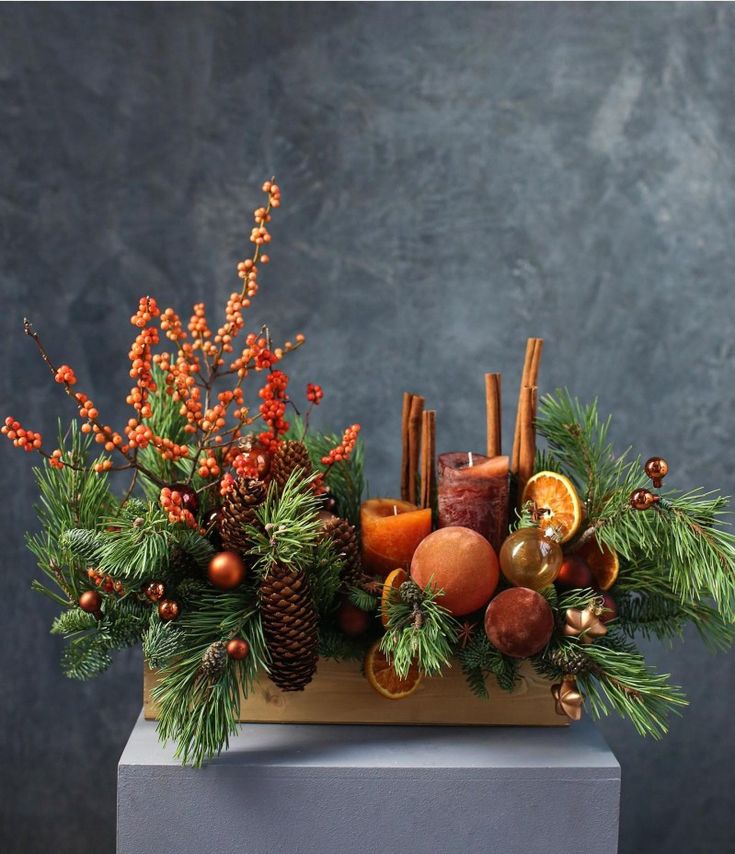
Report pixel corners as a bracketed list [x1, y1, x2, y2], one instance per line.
[207, 551, 247, 590]
[644, 456, 668, 488]
[79, 590, 102, 613]
[143, 581, 165, 602]
[226, 638, 250, 660]
[499, 527, 562, 591]
[630, 488, 659, 511]
[158, 599, 180, 621]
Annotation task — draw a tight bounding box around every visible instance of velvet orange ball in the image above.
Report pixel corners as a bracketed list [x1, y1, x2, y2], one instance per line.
[484, 587, 554, 658]
[410, 526, 499, 616]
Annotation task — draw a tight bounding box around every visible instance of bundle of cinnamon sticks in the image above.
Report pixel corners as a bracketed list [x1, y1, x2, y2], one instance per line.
[511, 338, 543, 505]
[400, 392, 436, 510]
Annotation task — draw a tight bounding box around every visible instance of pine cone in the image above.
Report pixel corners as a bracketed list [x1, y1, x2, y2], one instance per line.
[270, 440, 312, 491]
[548, 647, 589, 676]
[199, 641, 227, 680]
[259, 563, 319, 691]
[168, 546, 199, 577]
[218, 477, 266, 555]
[400, 579, 424, 607]
[321, 516, 363, 590]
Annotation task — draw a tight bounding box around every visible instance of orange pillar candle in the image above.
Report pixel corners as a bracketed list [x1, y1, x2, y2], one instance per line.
[437, 452, 510, 553]
[360, 498, 432, 578]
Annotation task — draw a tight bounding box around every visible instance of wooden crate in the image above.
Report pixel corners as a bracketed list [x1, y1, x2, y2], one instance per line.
[144, 659, 566, 727]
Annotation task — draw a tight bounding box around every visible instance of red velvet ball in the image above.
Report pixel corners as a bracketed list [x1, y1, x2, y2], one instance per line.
[598, 592, 618, 624]
[484, 587, 554, 658]
[337, 601, 371, 637]
[556, 556, 593, 590]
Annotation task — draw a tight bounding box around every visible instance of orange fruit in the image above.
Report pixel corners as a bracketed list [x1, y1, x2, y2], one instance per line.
[410, 527, 499, 616]
[364, 640, 421, 700]
[576, 537, 619, 590]
[522, 471, 583, 543]
[381, 567, 408, 627]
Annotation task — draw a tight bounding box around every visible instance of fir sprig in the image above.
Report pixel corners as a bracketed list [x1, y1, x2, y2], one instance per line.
[457, 632, 520, 698]
[380, 586, 459, 678]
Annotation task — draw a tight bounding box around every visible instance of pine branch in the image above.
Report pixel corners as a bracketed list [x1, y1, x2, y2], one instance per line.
[319, 626, 370, 662]
[380, 586, 459, 677]
[578, 634, 687, 739]
[348, 585, 379, 612]
[457, 632, 520, 698]
[247, 470, 322, 574]
[89, 499, 172, 579]
[309, 538, 344, 616]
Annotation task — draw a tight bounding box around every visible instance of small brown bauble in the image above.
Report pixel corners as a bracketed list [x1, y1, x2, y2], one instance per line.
[556, 556, 593, 590]
[484, 587, 554, 658]
[644, 456, 668, 488]
[337, 601, 371, 637]
[79, 590, 102, 614]
[144, 581, 165, 602]
[226, 638, 250, 660]
[169, 482, 199, 514]
[207, 551, 246, 590]
[630, 488, 659, 511]
[158, 599, 180, 621]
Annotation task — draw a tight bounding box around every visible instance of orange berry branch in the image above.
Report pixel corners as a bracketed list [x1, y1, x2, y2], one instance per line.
[5, 179, 361, 521]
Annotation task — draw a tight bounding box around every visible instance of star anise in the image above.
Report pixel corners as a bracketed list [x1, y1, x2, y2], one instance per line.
[457, 621, 477, 649]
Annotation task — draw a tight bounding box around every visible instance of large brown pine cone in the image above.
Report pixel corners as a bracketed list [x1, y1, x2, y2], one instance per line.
[270, 440, 312, 491]
[259, 563, 319, 691]
[218, 477, 266, 555]
[321, 516, 363, 590]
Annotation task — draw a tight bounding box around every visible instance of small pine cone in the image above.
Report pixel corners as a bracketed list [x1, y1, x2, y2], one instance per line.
[199, 641, 228, 680]
[270, 440, 312, 491]
[549, 647, 589, 676]
[321, 516, 363, 589]
[259, 563, 319, 692]
[400, 579, 424, 607]
[168, 546, 199, 576]
[218, 477, 266, 555]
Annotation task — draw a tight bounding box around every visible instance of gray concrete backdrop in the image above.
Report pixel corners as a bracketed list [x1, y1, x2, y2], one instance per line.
[1, 3, 733, 853]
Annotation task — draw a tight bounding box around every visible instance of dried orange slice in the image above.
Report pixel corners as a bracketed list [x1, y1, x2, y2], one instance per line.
[576, 537, 619, 591]
[522, 471, 583, 543]
[364, 640, 421, 700]
[380, 567, 408, 627]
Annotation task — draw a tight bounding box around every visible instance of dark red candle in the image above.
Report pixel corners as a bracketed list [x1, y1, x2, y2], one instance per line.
[437, 452, 509, 553]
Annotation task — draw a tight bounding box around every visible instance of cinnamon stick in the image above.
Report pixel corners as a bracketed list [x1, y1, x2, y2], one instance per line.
[420, 409, 436, 510]
[407, 395, 425, 505]
[485, 372, 502, 457]
[517, 385, 537, 506]
[512, 338, 543, 473]
[400, 392, 413, 500]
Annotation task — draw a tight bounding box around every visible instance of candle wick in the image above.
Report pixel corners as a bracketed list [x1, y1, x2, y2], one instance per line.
[393, 505, 398, 516]
[468, 452, 474, 468]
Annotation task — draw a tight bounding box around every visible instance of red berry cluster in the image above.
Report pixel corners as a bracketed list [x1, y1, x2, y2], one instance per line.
[1, 418, 42, 452]
[258, 370, 289, 452]
[55, 365, 77, 385]
[321, 424, 361, 465]
[160, 487, 198, 529]
[306, 384, 324, 405]
[87, 567, 124, 595]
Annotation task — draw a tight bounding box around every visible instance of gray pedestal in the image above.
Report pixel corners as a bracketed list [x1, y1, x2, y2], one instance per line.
[118, 712, 620, 854]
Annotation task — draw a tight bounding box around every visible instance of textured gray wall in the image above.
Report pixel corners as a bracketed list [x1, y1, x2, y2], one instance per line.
[1, 3, 734, 853]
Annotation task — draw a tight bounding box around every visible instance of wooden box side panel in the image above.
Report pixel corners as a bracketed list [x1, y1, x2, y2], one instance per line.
[144, 659, 566, 727]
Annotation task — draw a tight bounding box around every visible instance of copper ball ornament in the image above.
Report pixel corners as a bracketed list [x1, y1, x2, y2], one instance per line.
[144, 581, 166, 602]
[484, 587, 554, 658]
[158, 599, 180, 621]
[630, 488, 660, 511]
[644, 456, 669, 488]
[79, 590, 103, 613]
[207, 551, 246, 590]
[337, 601, 371, 637]
[226, 638, 250, 660]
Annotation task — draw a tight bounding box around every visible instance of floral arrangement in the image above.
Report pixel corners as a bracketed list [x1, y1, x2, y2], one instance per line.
[5, 181, 734, 766]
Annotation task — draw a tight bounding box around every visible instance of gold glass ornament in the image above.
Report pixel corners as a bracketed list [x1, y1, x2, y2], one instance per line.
[499, 526, 562, 590]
